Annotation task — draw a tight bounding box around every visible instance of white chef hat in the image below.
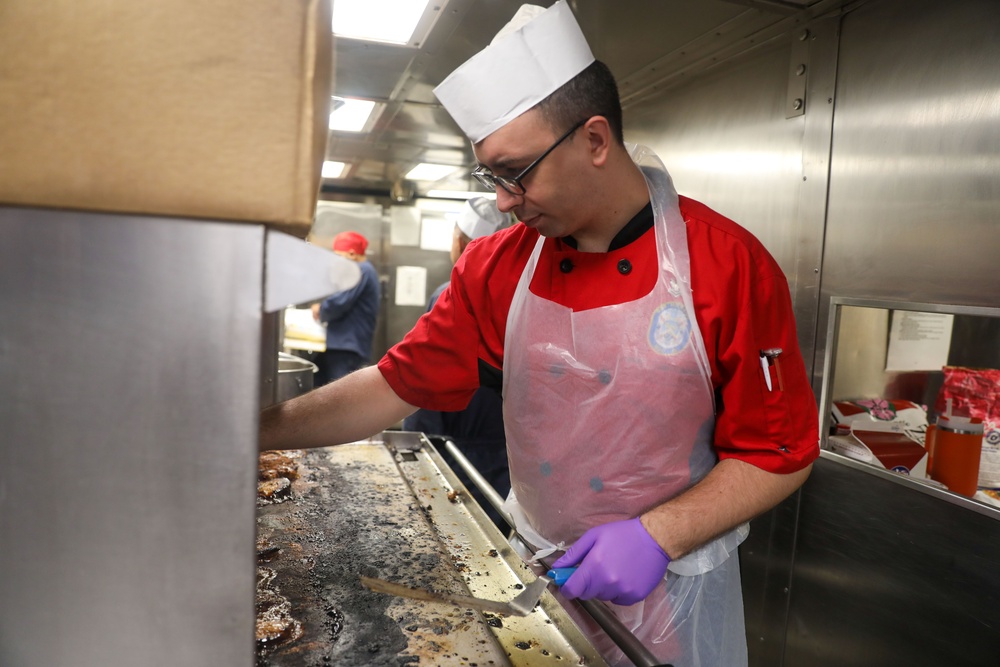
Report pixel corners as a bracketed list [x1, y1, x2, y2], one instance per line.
[433, 1, 595, 143]
[457, 197, 507, 239]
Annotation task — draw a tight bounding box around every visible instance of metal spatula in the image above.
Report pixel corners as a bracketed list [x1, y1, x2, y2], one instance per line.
[360, 567, 575, 617]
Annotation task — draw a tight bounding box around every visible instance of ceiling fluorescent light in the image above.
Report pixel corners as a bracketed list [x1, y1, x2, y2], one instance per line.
[329, 97, 376, 132]
[322, 161, 347, 179]
[333, 0, 431, 45]
[405, 163, 459, 182]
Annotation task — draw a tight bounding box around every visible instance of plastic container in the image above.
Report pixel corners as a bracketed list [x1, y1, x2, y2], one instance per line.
[929, 415, 984, 496]
[924, 424, 937, 476]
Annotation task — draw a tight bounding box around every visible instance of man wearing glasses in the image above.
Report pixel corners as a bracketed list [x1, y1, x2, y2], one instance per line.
[261, 3, 818, 665]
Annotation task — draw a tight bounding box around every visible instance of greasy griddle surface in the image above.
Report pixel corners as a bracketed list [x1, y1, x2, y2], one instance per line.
[256, 444, 508, 666]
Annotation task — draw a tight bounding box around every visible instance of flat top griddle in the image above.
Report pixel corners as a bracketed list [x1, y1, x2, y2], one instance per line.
[255, 431, 607, 667]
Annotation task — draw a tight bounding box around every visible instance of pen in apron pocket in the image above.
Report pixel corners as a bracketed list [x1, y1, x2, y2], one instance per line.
[760, 348, 784, 391]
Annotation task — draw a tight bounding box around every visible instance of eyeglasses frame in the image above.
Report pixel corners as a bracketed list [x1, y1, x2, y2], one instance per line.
[471, 118, 588, 196]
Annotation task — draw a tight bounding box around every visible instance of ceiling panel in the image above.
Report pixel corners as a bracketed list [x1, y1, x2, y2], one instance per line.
[325, 0, 852, 200]
[334, 41, 417, 100]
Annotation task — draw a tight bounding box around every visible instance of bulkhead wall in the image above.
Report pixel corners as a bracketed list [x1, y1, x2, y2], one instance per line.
[619, 0, 1000, 665]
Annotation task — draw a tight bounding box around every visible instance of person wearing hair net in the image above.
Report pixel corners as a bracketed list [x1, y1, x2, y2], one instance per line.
[262, 3, 818, 665]
[403, 197, 511, 529]
[309, 231, 381, 386]
[435, 196, 510, 310]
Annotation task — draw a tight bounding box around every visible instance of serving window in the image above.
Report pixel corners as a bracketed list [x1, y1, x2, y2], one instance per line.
[819, 297, 1000, 510]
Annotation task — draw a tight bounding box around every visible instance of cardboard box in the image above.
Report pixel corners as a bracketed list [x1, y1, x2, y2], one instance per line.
[829, 421, 929, 478]
[0, 0, 332, 237]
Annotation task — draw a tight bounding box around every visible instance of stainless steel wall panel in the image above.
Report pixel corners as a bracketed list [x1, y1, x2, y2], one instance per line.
[627, 42, 804, 267]
[738, 491, 806, 667]
[625, 38, 828, 369]
[786, 454, 1000, 666]
[0, 208, 262, 667]
[793, 17, 841, 378]
[815, 0, 1000, 385]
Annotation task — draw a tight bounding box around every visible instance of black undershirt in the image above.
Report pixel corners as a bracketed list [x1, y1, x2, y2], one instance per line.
[561, 201, 654, 251]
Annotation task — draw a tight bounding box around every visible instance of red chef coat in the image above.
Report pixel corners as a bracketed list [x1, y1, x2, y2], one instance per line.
[379, 195, 818, 474]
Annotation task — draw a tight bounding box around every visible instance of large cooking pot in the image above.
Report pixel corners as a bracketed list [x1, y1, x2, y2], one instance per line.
[277, 352, 318, 402]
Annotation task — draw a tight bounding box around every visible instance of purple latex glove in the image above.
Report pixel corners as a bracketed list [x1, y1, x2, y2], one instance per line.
[551, 517, 670, 605]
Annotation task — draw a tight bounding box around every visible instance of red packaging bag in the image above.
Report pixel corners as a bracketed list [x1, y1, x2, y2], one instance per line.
[935, 366, 1000, 489]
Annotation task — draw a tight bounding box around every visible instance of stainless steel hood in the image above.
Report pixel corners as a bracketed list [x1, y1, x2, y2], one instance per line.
[325, 0, 849, 201]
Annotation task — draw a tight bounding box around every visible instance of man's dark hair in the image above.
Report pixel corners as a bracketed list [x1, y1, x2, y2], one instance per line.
[535, 60, 624, 145]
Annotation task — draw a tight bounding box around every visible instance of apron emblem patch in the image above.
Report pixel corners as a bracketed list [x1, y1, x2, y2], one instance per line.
[648, 302, 691, 355]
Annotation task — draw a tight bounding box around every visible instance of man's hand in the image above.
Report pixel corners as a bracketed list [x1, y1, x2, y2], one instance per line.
[551, 517, 670, 605]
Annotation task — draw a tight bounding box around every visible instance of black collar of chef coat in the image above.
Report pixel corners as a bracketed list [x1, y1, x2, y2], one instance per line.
[560, 201, 654, 251]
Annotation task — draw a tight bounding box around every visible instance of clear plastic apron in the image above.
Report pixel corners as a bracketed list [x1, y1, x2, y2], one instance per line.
[501, 146, 749, 667]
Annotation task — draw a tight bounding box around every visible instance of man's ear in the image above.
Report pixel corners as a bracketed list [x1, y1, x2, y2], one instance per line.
[583, 116, 612, 167]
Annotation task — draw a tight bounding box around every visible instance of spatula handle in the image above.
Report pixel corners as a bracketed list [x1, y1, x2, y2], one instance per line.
[545, 567, 577, 586]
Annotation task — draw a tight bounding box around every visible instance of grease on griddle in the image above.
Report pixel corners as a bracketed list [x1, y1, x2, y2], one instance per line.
[323, 602, 345, 641]
[255, 568, 303, 651]
[483, 613, 503, 629]
[449, 553, 469, 572]
[256, 537, 281, 561]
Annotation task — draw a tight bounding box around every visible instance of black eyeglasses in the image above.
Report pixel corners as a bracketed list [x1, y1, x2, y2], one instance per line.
[471, 119, 587, 196]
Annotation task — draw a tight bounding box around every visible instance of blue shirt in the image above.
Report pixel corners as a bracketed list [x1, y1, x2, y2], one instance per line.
[426, 281, 449, 311]
[317, 260, 380, 359]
